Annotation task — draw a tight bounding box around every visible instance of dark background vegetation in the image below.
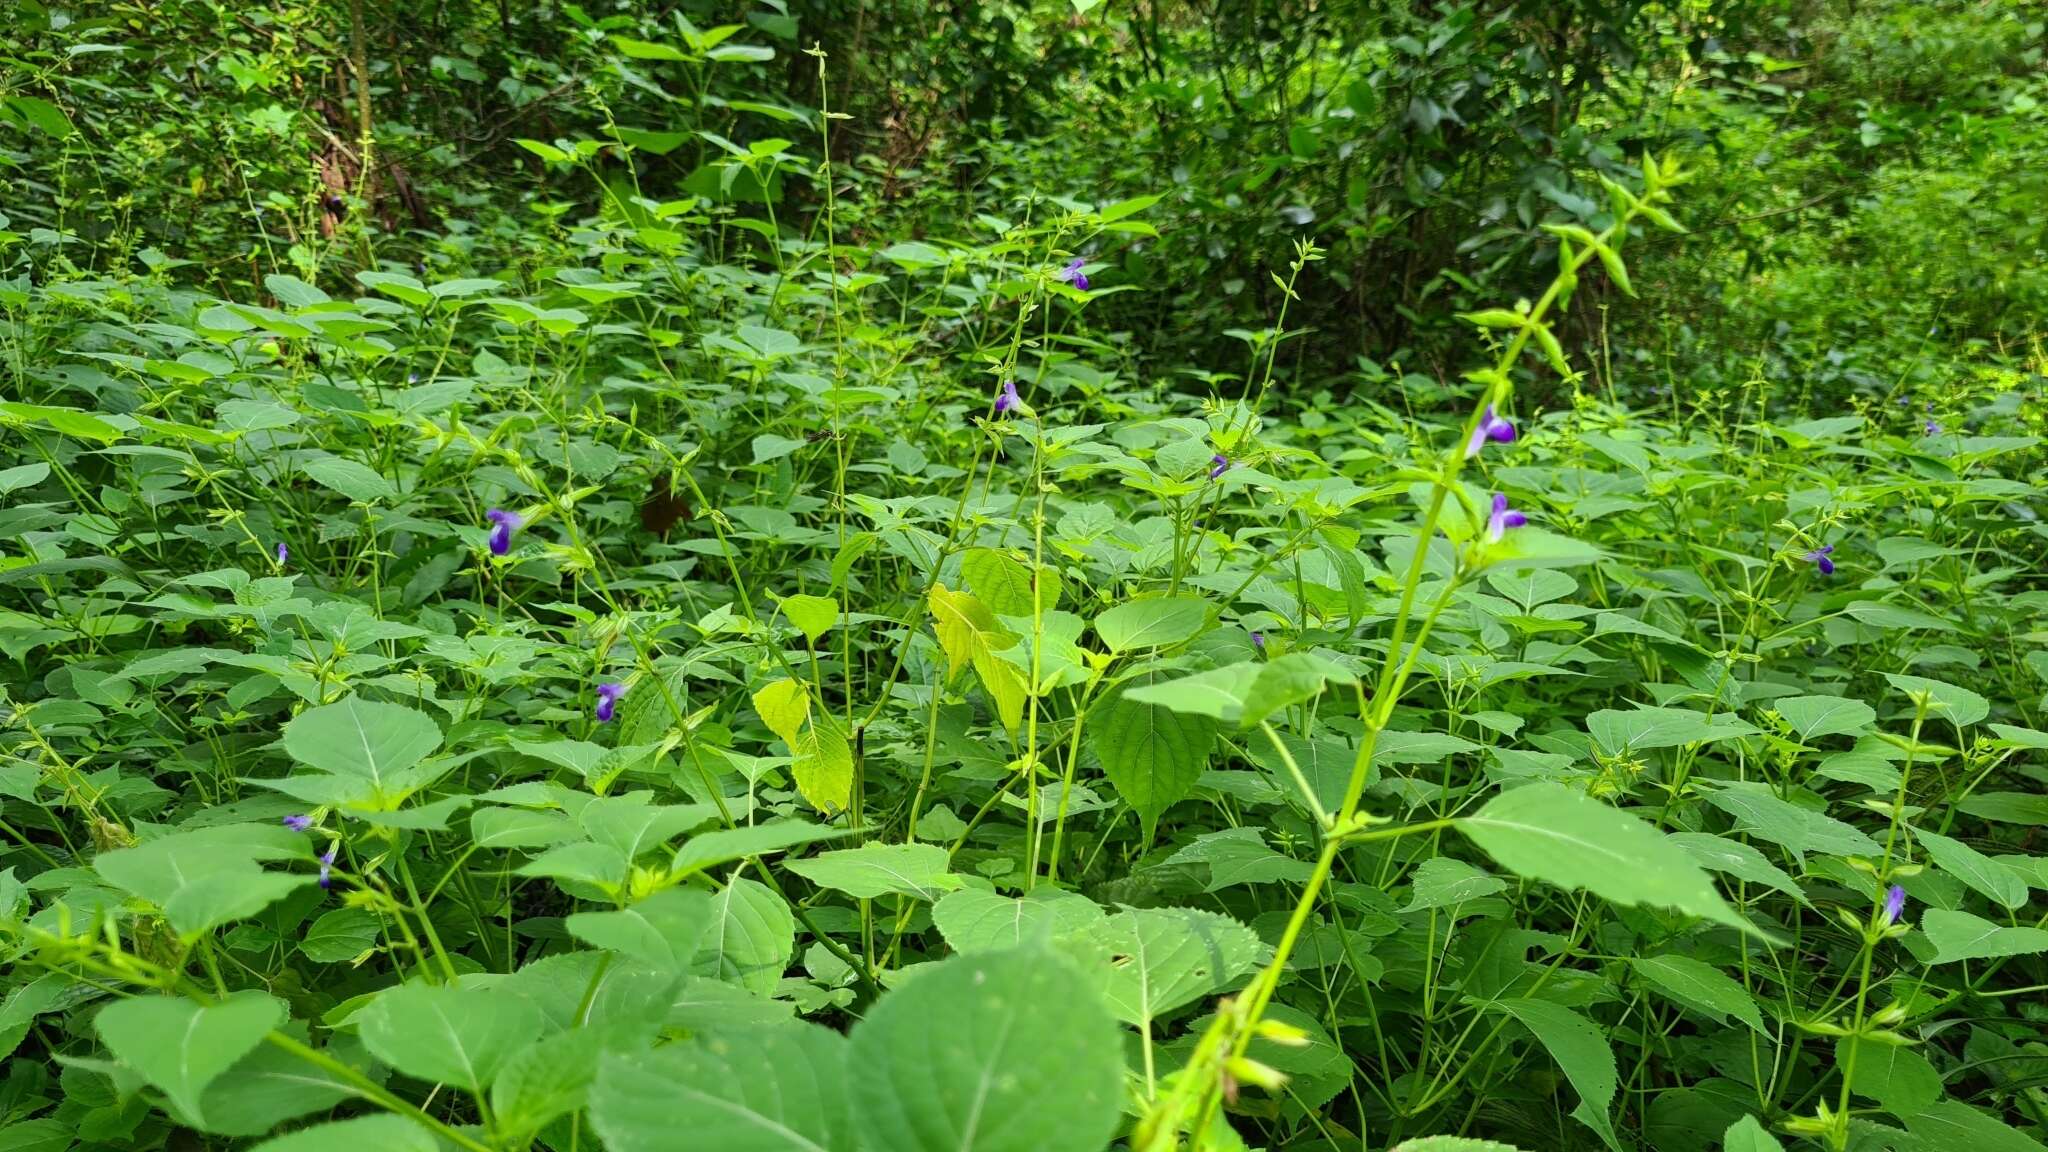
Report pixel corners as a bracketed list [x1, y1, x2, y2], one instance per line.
[7, 0, 2043, 409]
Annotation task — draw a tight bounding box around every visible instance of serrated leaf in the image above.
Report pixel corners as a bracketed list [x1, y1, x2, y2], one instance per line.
[1459, 783, 1760, 938]
[1487, 999, 1619, 1150]
[1094, 596, 1210, 652]
[359, 981, 545, 1095]
[786, 842, 959, 901]
[1066, 907, 1261, 1028]
[249, 1116, 439, 1152]
[1089, 672, 1217, 837]
[591, 1023, 854, 1152]
[1914, 827, 2028, 910]
[95, 992, 283, 1126]
[1920, 908, 2048, 963]
[1628, 954, 1766, 1033]
[849, 948, 1122, 1152]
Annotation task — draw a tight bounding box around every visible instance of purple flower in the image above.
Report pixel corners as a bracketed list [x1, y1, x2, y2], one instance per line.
[595, 681, 627, 723]
[1057, 257, 1089, 292]
[1924, 420, 1941, 435]
[276, 542, 289, 566]
[1250, 631, 1266, 651]
[1803, 544, 1835, 575]
[282, 814, 312, 832]
[317, 842, 338, 890]
[485, 508, 521, 556]
[993, 378, 1021, 416]
[1465, 406, 1517, 458]
[1208, 454, 1230, 480]
[1883, 884, 1906, 925]
[1486, 493, 1527, 543]
[407, 373, 419, 384]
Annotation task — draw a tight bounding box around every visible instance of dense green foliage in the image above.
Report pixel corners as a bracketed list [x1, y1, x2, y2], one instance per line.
[1, 2, 2045, 1151]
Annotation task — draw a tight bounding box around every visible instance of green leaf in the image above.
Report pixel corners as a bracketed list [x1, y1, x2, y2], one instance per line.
[1669, 833, 1812, 907]
[1914, 827, 2028, 910]
[249, 1115, 439, 1152]
[1773, 695, 1877, 741]
[0, 463, 49, 495]
[672, 819, 848, 878]
[566, 888, 715, 969]
[928, 583, 1028, 735]
[591, 1023, 855, 1152]
[780, 593, 839, 642]
[1065, 907, 1261, 1028]
[187, 1032, 361, 1137]
[359, 981, 546, 1094]
[1089, 673, 1217, 837]
[786, 842, 960, 901]
[1487, 999, 1620, 1151]
[5, 96, 76, 138]
[1392, 1140, 1529, 1152]
[493, 1028, 603, 1138]
[299, 907, 383, 963]
[930, 888, 1105, 954]
[1628, 954, 1766, 1033]
[1836, 1036, 1942, 1115]
[961, 548, 1057, 616]
[1402, 857, 1507, 913]
[1699, 781, 1880, 859]
[1920, 908, 2048, 963]
[95, 992, 283, 1126]
[281, 697, 443, 800]
[849, 948, 1123, 1152]
[1882, 673, 1990, 727]
[299, 455, 398, 504]
[95, 824, 315, 936]
[693, 876, 794, 996]
[1458, 783, 1760, 938]
[1094, 596, 1210, 652]
[1721, 1116, 1785, 1152]
[1903, 1101, 2048, 1152]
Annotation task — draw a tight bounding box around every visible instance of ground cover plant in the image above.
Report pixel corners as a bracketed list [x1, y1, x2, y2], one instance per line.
[1, 2, 2045, 1151]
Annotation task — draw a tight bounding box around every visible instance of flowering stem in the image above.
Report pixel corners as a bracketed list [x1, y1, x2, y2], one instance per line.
[1161, 168, 1675, 1151]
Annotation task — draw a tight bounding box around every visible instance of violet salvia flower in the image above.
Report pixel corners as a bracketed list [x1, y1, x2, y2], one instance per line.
[595, 681, 627, 723]
[1250, 631, 1266, 651]
[1486, 493, 1527, 543]
[1465, 405, 1517, 458]
[276, 542, 289, 566]
[993, 378, 1021, 416]
[1883, 883, 1906, 925]
[1057, 257, 1089, 292]
[1208, 454, 1230, 480]
[1924, 420, 1941, 435]
[282, 814, 312, 832]
[1803, 544, 1835, 576]
[485, 508, 521, 556]
[317, 842, 338, 890]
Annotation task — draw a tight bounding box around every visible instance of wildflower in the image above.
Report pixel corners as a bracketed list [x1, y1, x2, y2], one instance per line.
[1208, 454, 1230, 480]
[1465, 405, 1517, 458]
[317, 842, 338, 890]
[1057, 257, 1089, 292]
[993, 379, 1021, 416]
[282, 814, 312, 832]
[1883, 884, 1906, 925]
[276, 542, 289, 566]
[1486, 493, 1527, 543]
[1803, 544, 1835, 576]
[1924, 420, 1941, 435]
[1251, 631, 1266, 652]
[407, 373, 419, 384]
[485, 508, 521, 556]
[595, 682, 627, 723]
